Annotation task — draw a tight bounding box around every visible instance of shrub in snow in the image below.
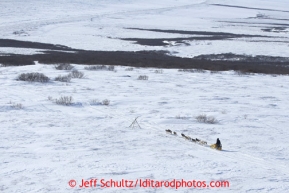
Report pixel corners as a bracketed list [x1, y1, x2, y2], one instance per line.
[125, 67, 134, 71]
[17, 72, 49, 83]
[102, 99, 110, 106]
[206, 116, 218, 124]
[108, 66, 115, 71]
[85, 65, 104, 71]
[55, 96, 73, 106]
[55, 63, 74, 70]
[11, 103, 24, 109]
[196, 114, 218, 124]
[137, 75, 148, 80]
[210, 70, 220, 74]
[54, 74, 72, 82]
[48, 96, 53, 101]
[154, 69, 163, 74]
[84, 65, 115, 71]
[178, 69, 206, 73]
[196, 114, 207, 123]
[69, 70, 85, 78]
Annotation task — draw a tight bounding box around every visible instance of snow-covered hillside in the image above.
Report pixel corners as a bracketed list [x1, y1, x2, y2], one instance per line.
[1, 0, 289, 57]
[1, 64, 289, 192]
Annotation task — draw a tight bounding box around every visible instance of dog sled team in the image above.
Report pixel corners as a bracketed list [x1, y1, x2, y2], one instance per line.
[165, 129, 222, 150]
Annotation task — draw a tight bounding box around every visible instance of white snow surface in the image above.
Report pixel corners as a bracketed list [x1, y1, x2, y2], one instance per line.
[0, 47, 47, 56]
[0, 0, 289, 57]
[1, 64, 289, 192]
[1, 1, 289, 192]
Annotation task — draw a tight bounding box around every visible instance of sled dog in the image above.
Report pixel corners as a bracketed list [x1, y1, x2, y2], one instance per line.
[165, 129, 172, 134]
[199, 140, 207, 145]
[185, 136, 191, 140]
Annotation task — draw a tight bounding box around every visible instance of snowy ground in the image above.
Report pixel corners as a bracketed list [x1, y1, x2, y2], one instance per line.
[1, 0, 289, 57]
[1, 0, 289, 192]
[1, 64, 289, 192]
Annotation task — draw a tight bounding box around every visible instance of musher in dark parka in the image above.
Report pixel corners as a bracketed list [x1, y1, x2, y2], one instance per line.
[216, 138, 222, 148]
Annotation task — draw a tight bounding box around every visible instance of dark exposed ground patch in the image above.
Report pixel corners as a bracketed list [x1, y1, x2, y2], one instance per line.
[126, 27, 269, 38]
[1, 39, 289, 75]
[247, 17, 289, 22]
[126, 28, 245, 36]
[261, 27, 288, 33]
[217, 21, 289, 33]
[220, 21, 289, 27]
[211, 4, 289, 13]
[1, 50, 289, 75]
[248, 40, 289, 43]
[194, 53, 289, 63]
[0, 39, 77, 51]
[123, 28, 269, 46]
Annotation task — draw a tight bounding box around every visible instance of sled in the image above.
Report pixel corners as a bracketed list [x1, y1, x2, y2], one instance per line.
[210, 144, 222, 151]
